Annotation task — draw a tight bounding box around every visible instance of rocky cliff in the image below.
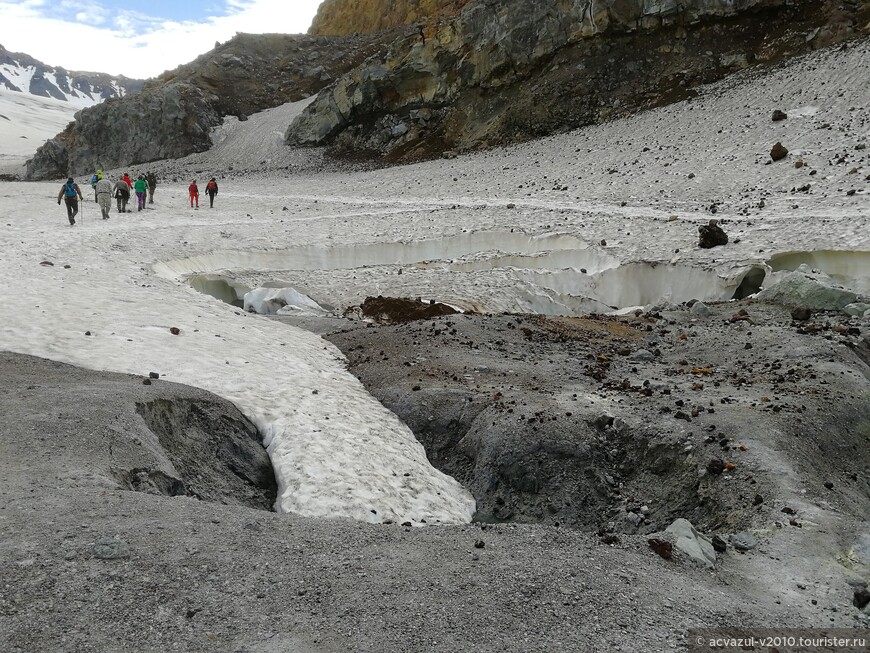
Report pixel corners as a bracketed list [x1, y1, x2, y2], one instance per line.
[310, 0, 472, 36]
[24, 33, 386, 180]
[24, 0, 869, 179]
[287, 0, 869, 162]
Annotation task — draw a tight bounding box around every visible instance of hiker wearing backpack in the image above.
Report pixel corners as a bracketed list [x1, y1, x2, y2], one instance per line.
[57, 177, 84, 226]
[90, 169, 103, 203]
[145, 171, 157, 204]
[189, 180, 199, 209]
[133, 174, 148, 211]
[92, 175, 112, 220]
[205, 178, 218, 208]
[113, 178, 131, 213]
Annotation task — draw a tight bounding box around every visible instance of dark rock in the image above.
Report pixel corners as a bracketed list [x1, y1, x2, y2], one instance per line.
[169, 327, 181, 335]
[781, 506, 796, 515]
[149, 372, 160, 379]
[854, 587, 870, 609]
[706, 458, 726, 475]
[771, 109, 788, 121]
[648, 538, 673, 560]
[711, 535, 728, 553]
[753, 494, 764, 506]
[474, 540, 485, 549]
[698, 220, 728, 249]
[770, 142, 789, 161]
[143, 378, 152, 385]
[791, 306, 812, 321]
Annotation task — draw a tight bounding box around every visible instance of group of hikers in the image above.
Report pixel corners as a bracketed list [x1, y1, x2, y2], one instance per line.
[57, 170, 219, 226]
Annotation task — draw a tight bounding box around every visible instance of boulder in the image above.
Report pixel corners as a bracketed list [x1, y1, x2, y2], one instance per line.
[770, 142, 789, 161]
[758, 266, 859, 310]
[664, 518, 717, 568]
[698, 220, 728, 249]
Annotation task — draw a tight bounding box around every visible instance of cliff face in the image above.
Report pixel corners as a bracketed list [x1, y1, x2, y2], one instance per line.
[25, 33, 385, 180]
[25, 0, 869, 179]
[287, 0, 869, 162]
[310, 0, 472, 36]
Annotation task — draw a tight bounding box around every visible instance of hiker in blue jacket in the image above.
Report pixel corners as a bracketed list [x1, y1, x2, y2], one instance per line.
[57, 177, 84, 226]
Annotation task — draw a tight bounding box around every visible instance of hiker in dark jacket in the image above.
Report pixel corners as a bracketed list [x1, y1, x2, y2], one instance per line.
[57, 177, 84, 226]
[205, 178, 218, 208]
[113, 178, 131, 213]
[145, 171, 157, 204]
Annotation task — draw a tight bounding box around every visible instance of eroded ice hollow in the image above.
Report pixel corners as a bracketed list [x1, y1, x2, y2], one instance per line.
[159, 231, 779, 316]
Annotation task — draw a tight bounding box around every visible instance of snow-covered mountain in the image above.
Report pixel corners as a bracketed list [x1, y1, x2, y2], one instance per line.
[0, 43, 143, 109]
[0, 44, 145, 176]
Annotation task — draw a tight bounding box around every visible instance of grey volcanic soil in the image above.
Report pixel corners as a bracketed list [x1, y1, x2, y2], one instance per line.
[2, 297, 869, 652]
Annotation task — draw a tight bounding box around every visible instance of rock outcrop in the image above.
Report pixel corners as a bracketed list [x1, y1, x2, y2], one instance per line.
[310, 0, 472, 36]
[24, 0, 869, 177]
[24, 33, 386, 179]
[287, 0, 869, 162]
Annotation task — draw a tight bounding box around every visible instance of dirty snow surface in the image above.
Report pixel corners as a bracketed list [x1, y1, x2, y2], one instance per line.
[0, 39, 867, 525]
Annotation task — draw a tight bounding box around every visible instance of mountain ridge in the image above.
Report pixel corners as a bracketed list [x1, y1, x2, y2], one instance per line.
[0, 43, 144, 108]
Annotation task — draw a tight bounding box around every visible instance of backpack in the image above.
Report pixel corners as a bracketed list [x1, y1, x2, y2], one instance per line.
[64, 182, 77, 197]
[207, 180, 217, 193]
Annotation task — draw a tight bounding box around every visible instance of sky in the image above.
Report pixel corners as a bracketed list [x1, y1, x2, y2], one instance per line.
[0, 0, 323, 79]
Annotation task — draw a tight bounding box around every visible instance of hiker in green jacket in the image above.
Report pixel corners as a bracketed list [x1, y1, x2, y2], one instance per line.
[134, 175, 148, 211]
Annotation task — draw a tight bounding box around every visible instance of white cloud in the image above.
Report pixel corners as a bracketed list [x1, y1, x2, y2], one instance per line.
[0, 0, 323, 79]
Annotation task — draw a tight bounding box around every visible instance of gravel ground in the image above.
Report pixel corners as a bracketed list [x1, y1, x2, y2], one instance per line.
[2, 301, 869, 652]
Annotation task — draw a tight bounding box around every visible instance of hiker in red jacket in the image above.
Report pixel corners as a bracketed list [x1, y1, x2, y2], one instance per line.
[189, 181, 199, 209]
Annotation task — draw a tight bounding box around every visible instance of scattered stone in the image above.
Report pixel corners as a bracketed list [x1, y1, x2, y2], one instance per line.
[630, 349, 655, 362]
[711, 535, 728, 553]
[148, 372, 160, 379]
[753, 494, 764, 506]
[664, 518, 716, 568]
[706, 458, 726, 475]
[843, 303, 870, 317]
[791, 306, 813, 321]
[648, 538, 672, 560]
[794, 160, 804, 169]
[143, 378, 152, 385]
[92, 537, 130, 560]
[730, 532, 759, 552]
[824, 481, 834, 490]
[474, 540, 485, 549]
[771, 110, 788, 122]
[39, 260, 54, 267]
[770, 142, 789, 161]
[170, 327, 181, 335]
[781, 506, 796, 515]
[691, 302, 710, 316]
[698, 220, 728, 249]
[84, 331, 92, 336]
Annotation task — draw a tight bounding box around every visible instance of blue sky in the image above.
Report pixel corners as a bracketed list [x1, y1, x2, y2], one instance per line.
[0, 0, 323, 79]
